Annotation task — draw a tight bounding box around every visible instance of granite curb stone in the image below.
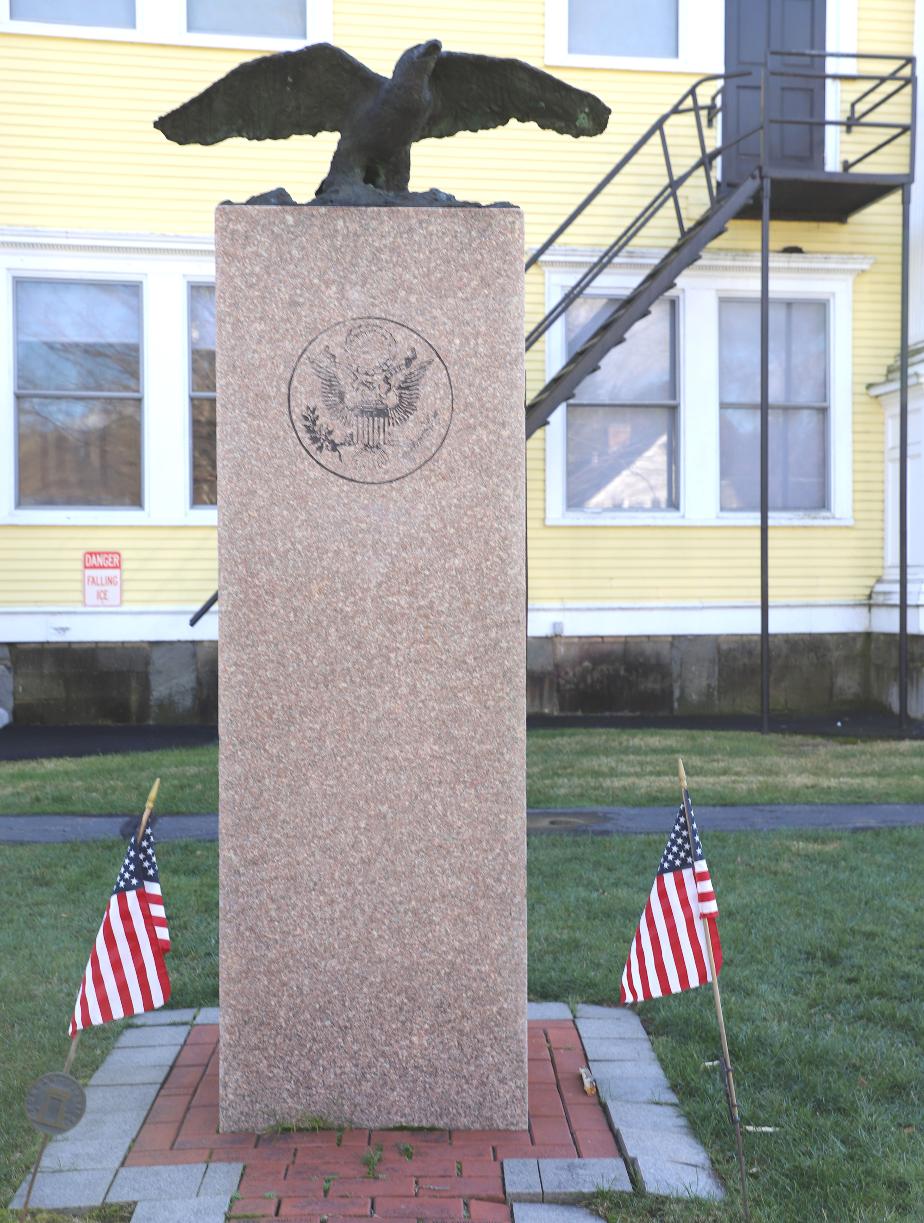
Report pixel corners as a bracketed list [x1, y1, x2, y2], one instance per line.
[581, 1005, 723, 1203]
[502, 1159, 542, 1201]
[117, 1025, 189, 1048]
[576, 1004, 646, 1024]
[107, 1163, 208, 1201]
[129, 1008, 198, 1026]
[538, 1158, 631, 1202]
[129, 1201, 229, 1223]
[616, 1129, 714, 1170]
[603, 1100, 693, 1136]
[198, 1160, 244, 1197]
[527, 1002, 573, 1020]
[512, 1205, 600, 1222]
[10, 1169, 115, 1209]
[89, 1062, 172, 1087]
[580, 1036, 662, 1063]
[40, 1135, 133, 1172]
[633, 1154, 725, 1199]
[594, 1068, 679, 1106]
[575, 1015, 648, 1041]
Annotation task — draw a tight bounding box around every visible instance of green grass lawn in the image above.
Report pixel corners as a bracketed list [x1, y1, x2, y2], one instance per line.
[1, 728, 923, 814]
[2, 830, 922, 1221]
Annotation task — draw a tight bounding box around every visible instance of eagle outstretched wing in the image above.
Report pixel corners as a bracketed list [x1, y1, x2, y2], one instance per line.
[424, 52, 610, 141]
[154, 43, 383, 145]
[390, 358, 433, 425]
[308, 350, 349, 420]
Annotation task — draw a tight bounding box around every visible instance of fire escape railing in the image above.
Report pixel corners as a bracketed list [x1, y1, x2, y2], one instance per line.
[524, 71, 758, 352]
[761, 49, 915, 177]
[526, 51, 916, 356]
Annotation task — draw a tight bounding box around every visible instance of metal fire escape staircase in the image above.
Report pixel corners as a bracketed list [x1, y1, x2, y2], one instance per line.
[525, 174, 759, 437]
[522, 51, 917, 728]
[524, 52, 915, 442]
[523, 74, 762, 439]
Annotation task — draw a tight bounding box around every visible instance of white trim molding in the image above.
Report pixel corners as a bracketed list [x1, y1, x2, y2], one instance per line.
[0, 0, 331, 51]
[0, 608, 217, 642]
[545, 0, 723, 75]
[528, 600, 872, 638]
[541, 247, 870, 529]
[1, 227, 217, 527]
[868, 354, 924, 634]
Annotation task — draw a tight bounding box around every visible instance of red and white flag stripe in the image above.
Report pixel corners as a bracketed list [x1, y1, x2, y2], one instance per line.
[620, 859, 722, 1005]
[69, 889, 170, 1036]
[145, 881, 170, 950]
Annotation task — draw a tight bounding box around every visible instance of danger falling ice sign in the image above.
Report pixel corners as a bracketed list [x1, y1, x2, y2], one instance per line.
[83, 551, 122, 608]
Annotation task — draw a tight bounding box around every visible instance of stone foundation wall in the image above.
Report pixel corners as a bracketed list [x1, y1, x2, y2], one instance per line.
[3, 633, 923, 724]
[527, 633, 924, 718]
[5, 642, 218, 725]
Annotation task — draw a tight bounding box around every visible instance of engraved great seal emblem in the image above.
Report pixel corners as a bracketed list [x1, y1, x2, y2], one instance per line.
[288, 317, 453, 483]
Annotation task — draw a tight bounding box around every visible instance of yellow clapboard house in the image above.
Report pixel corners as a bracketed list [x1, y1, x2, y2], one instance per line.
[0, 0, 920, 724]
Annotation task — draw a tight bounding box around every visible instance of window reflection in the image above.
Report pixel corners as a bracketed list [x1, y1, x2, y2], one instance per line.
[15, 280, 142, 508]
[719, 299, 828, 510]
[189, 284, 217, 505]
[564, 296, 678, 512]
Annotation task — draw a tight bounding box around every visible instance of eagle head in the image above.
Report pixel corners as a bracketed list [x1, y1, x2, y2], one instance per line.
[394, 40, 443, 81]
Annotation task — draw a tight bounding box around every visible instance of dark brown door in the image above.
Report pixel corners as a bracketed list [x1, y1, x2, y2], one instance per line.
[722, 0, 826, 185]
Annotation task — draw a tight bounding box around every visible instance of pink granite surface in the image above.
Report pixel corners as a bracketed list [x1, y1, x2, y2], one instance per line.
[215, 206, 527, 1133]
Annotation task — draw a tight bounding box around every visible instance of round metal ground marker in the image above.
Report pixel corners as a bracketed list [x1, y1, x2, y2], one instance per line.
[527, 811, 609, 832]
[25, 1072, 86, 1135]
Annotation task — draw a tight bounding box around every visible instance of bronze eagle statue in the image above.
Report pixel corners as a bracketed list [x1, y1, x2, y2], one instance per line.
[154, 40, 610, 200]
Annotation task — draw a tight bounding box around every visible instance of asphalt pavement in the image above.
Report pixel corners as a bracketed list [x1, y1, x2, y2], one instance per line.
[3, 803, 923, 843]
[2, 709, 922, 763]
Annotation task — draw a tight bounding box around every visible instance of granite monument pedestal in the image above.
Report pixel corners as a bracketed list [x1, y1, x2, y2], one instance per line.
[215, 205, 527, 1132]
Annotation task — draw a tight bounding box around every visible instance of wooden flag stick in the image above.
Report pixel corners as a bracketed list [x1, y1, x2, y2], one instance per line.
[678, 758, 751, 1222]
[136, 777, 161, 844]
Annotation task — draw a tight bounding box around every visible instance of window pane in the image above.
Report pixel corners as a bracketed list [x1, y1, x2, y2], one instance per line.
[569, 0, 678, 57]
[720, 299, 827, 404]
[786, 301, 827, 403]
[10, 0, 135, 26]
[17, 398, 141, 506]
[566, 297, 675, 403]
[186, 0, 306, 38]
[719, 406, 827, 510]
[566, 405, 678, 510]
[16, 280, 140, 394]
[190, 284, 215, 393]
[192, 398, 217, 506]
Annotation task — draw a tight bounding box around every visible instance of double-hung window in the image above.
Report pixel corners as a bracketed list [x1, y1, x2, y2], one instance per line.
[9, 0, 135, 25]
[4, 1, 328, 45]
[14, 279, 143, 508]
[567, 0, 677, 59]
[189, 283, 216, 506]
[719, 299, 829, 511]
[185, 0, 306, 39]
[546, 0, 722, 74]
[564, 296, 678, 512]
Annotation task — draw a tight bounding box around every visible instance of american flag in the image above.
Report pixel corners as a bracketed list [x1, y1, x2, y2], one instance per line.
[68, 824, 171, 1036]
[620, 805, 722, 1004]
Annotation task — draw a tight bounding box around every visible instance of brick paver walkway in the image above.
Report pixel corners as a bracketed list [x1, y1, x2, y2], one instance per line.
[123, 1019, 619, 1221]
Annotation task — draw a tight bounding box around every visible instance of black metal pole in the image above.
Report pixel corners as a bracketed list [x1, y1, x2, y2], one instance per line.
[899, 183, 911, 729]
[189, 590, 218, 628]
[760, 176, 771, 733]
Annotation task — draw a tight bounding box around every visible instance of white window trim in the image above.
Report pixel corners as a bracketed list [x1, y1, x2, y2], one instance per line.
[540, 247, 870, 528]
[0, 0, 331, 51]
[0, 228, 216, 527]
[545, 0, 724, 75]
